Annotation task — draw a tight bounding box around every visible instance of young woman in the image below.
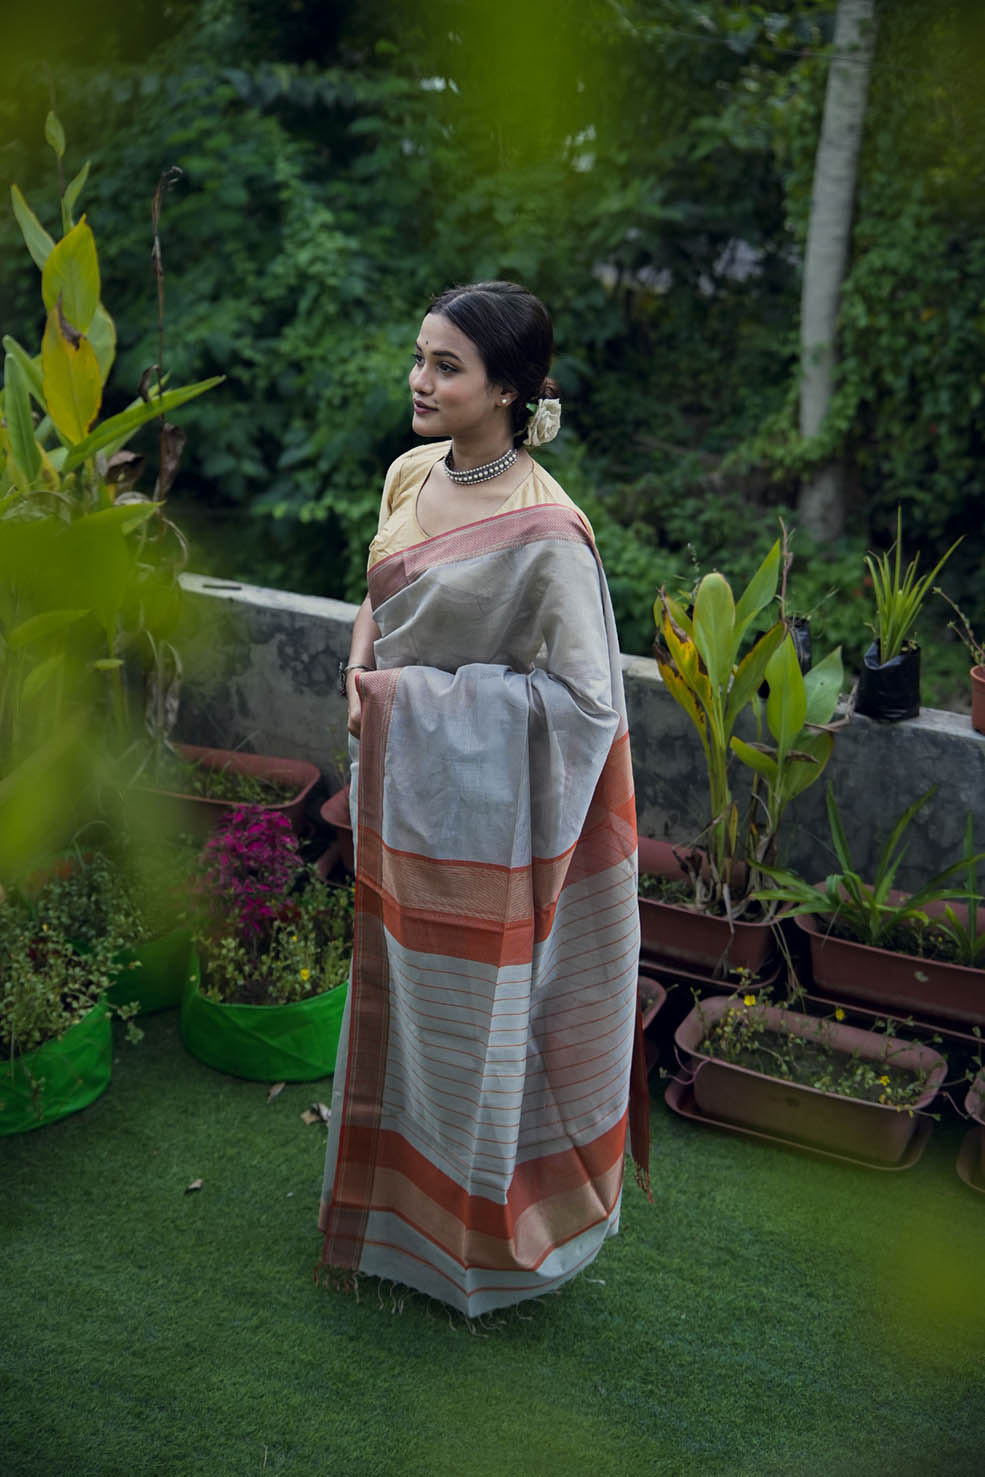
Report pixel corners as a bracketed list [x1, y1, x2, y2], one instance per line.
[319, 282, 647, 1317]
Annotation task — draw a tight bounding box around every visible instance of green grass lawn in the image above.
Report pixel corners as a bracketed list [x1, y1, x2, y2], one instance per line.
[2, 1009, 983, 1477]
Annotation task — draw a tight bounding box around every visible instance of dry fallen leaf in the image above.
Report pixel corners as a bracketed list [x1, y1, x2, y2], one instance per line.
[185, 1178, 203, 1194]
[267, 1082, 286, 1104]
[301, 1102, 331, 1126]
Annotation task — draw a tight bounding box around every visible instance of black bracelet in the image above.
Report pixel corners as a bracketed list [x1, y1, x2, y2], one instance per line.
[337, 660, 369, 698]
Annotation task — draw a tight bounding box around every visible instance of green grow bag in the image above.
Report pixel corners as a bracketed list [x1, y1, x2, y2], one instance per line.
[0, 999, 112, 1135]
[180, 954, 348, 1082]
[106, 929, 194, 1015]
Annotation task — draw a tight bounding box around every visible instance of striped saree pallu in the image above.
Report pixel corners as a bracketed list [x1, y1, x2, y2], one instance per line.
[319, 505, 645, 1316]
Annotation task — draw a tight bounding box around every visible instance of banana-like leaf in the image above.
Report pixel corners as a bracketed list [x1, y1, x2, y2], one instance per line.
[723, 621, 785, 731]
[10, 185, 55, 270]
[725, 621, 785, 729]
[21, 652, 65, 705]
[692, 572, 735, 689]
[41, 307, 102, 442]
[777, 731, 834, 804]
[61, 376, 224, 472]
[802, 647, 844, 726]
[7, 608, 89, 650]
[2, 354, 41, 486]
[733, 539, 780, 648]
[658, 663, 710, 757]
[44, 110, 66, 160]
[764, 635, 807, 761]
[41, 218, 100, 333]
[730, 736, 779, 784]
[62, 160, 91, 230]
[2, 336, 45, 406]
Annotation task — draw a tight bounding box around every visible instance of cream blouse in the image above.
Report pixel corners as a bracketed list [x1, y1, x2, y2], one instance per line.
[367, 439, 594, 570]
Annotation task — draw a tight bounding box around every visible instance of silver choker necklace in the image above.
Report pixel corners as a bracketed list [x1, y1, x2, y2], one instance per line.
[444, 445, 517, 485]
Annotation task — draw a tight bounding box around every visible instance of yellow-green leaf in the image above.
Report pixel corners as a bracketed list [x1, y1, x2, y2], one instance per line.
[10, 184, 55, 270]
[21, 652, 65, 705]
[3, 354, 41, 485]
[88, 304, 116, 385]
[61, 376, 224, 472]
[2, 336, 45, 406]
[62, 160, 91, 230]
[730, 736, 779, 784]
[693, 572, 735, 688]
[93, 658, 124, 671]
[41, 307, 102, 443]
[8, 609, 89, 650]
[764, 636, 807, 760]
[45, 110, 66, 160]
[41, 218, 100, 333]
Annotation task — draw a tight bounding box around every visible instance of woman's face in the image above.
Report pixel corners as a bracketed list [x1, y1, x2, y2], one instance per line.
[409, 312, 514, 442]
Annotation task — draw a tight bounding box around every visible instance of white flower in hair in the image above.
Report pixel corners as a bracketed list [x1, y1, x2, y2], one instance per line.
[523, 397, 561, 448]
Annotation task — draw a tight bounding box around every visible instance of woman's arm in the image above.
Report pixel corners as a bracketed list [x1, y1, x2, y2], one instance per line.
[345, 593, 380, 739]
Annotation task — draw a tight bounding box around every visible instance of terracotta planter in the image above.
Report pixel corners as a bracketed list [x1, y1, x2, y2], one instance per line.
[319, 784, 354, 873]
[139, 744, 320, 836]
[637, 837, 777, 978]
[638, 973, 668, 1073]
[972, 665, 985, 736]
[675, 995, 946, 1164]
[0, 999, 111, 1135]
[796, 909, 985, 1029]
[180, 953, 348, 1082]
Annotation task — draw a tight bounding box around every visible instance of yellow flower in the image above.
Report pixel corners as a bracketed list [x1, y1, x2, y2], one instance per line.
[743, 993, 757, 1007]
[300, 967, 311, 982]
[834, 1008, 845, 1021]
[879, 1074, 890, 1086]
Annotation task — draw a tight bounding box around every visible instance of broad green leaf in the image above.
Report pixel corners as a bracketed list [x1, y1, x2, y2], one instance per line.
[725, 621, 785, 728]
[2, 336, 45, 406]
[764, 636, 807, 760]
[44, 110, 66, 159]
[62, 159, 91, 229]
[61, 376, 224, 471]
[730, 736, 779, 784]
[21, 652, 65, 705]
[777, 732, 834, 804]
[75, 502, 156, 537]
[658, 664, 710, 758]
[802, 647, 844, 726]
[88, 304, 117, 385]
[10, 184, 55, 270]
[41, 218, 100, 333]
[692, 572, 735, 688]
[733, 539, 780, 645]
[41, 307, 102, 442]
[7, 609, 89, 650]
[3, 354, 41, 485]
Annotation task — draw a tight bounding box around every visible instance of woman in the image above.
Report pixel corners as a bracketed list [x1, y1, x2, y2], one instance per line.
[319, 282, 647, 1317]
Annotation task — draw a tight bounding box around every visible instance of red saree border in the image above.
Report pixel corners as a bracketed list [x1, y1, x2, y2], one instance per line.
[368, 503, 595, 608]
[319, 667, 401, 1269]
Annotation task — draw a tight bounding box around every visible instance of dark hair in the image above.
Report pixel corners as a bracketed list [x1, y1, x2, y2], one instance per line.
[428, 280, 559, 444]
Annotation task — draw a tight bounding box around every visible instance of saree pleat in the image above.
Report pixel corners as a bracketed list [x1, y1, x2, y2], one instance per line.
[319, 505, 645, 1316]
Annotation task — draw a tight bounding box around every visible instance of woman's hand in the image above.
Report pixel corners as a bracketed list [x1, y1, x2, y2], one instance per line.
[346, 670, 363, 739]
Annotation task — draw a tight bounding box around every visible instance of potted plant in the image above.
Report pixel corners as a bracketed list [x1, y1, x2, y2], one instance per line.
[181, 809, 351, 1081]
[646, 533, 843, 976]
[1, 112, 221, 878]
[855, 509, 960, 721]
[136, 742, 321, 838]
[0, 864, 140, 1134]
[670, 988, 947, 1166]
[936, 588, 985, 736]
[757, 787, 985, 1028]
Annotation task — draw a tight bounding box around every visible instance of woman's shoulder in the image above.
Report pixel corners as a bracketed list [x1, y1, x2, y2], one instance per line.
[385, 439, 450, 495]
[521, 458, 595, 543]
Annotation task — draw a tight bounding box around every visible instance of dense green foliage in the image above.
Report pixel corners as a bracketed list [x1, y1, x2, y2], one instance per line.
[2, 0, 982, 701]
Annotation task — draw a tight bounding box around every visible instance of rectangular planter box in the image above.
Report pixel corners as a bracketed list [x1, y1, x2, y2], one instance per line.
[797, 908, 985, 1029]
[676, 995, 947, 1165]
[638, 836, 777, 977]
[138, 744, 320, 836]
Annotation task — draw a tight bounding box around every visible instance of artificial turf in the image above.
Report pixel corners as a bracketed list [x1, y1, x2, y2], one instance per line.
[1, 1008, 983, 1477]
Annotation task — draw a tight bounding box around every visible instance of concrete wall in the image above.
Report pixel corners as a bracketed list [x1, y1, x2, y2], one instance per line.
[178, 573, 985, 891]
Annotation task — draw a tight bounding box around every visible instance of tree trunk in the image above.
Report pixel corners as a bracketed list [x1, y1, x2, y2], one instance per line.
[797, 0, 877, 543]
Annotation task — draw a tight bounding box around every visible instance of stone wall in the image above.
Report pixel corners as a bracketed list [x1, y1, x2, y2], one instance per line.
[179, 573, 985, 891]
